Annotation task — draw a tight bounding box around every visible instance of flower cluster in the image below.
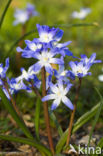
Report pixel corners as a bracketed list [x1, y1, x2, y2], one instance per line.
[1, 24, 102, 111]
[13, 3, 39, 25]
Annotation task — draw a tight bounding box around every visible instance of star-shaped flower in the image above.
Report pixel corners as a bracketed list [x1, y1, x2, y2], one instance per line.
[32, 49, 64, 74]
[42, 80, 73, 110]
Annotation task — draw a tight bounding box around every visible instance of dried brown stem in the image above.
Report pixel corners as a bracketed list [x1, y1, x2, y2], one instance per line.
[66, 78, 82, 146]
[41, 67, 54, 155]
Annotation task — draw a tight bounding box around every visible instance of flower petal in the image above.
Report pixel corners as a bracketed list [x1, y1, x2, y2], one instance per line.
[69, 61, 76, 69]
[62, 96, 74, 110]
[42, 94, 56, 102]
[51, 99, 60, 110]
[45, 64, 53, 75]
[50, 58, 64, 65]
[33, 62, 42, 72]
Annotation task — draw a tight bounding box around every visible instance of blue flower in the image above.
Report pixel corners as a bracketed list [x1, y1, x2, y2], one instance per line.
[81, 53, 102, 65]
[68, 61, 91, 79]
[36, 24, 63, 46]
[68, 53, 102, 79]
[52, 40, 73, 57]
[0, 58, 9, 79]
[17, 39, 42, 58]
[2, 78, 29, 100]
[13, 3, 39, 25]
[42, 80, 73, 110]
[9, 78, 29, 94]
[16, 65, 41, 89]
[54, 65, 70, 84]
[31, 49, 64, 74]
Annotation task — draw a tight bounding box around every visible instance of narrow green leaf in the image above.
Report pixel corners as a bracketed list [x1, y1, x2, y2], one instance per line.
[0, 88, 33, 139]
[49, 108, 63, 137]
[88, 88, 103, 150]
[97, 138, 103, 148]
[0, 0, 12, 29]
[72, 103, 100, 133]
[35, 98, 41, 141]
[0, 135, 52, 156]
[56, 102, 102, 154]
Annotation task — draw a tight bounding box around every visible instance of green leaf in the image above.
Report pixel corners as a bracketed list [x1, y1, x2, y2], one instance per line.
[87, 88, 103, 154]
[35, 98, 41, 141]
[49, 108, 63, 137]
[0, 135, 52, 156]
[56, 102, 102, 154]
[0, 0, 12, 29]
[97, 138, 103, 148]
[0, 88, 33, 139]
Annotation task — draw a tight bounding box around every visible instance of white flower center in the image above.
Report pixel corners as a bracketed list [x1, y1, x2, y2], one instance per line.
[43, 57, 49, 63]
[44, 34, 49, 41]
[40, 33, 53, 43]
[61, 71, 66, 76]
[30, 44, 37, 51]
[14, 83, 21, 90]
[56, 89, 65, 99]
[77, 69, 83, 74]
[37, 44, 42, 49]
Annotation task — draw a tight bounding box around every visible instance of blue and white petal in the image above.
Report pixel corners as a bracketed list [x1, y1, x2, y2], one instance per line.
[62, 96, 74, 110]
[42, 94, 56, 102]
[51, 99, 61, 110]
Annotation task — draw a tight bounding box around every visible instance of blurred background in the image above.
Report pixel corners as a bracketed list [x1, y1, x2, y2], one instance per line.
[0, 0, 103, 137]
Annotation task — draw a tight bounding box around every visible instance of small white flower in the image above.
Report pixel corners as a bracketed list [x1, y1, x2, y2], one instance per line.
[72, 8, 91, 19]
[98, 75, 103, 82]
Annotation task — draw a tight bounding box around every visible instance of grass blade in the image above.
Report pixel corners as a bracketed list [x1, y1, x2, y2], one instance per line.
[0, 0, 12, 29]
[56, 102, 102, 154]
[49, 108, 63, 137]
[35, 98, 41, 141]
[0, 88, 33, 139]
[0, 135, 52, 156]
[88, 88, 103, 150]
[97, 138, 103, 148]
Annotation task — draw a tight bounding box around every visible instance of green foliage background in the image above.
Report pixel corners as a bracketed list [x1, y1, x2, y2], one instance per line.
[0, 0, 103, 136]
